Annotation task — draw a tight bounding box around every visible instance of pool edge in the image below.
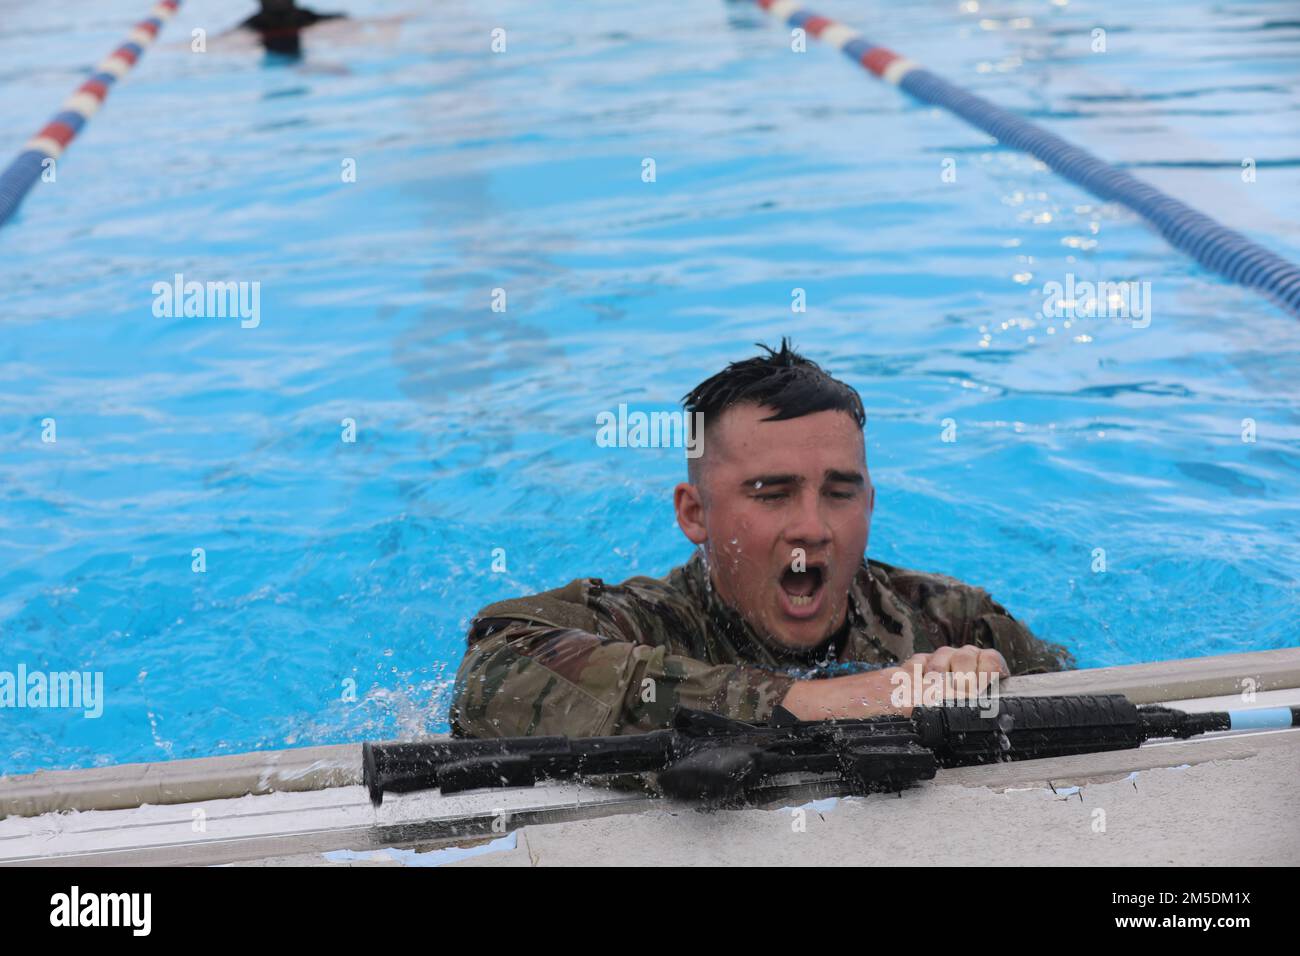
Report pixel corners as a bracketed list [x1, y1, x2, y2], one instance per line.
[3, 646, 1298, 820]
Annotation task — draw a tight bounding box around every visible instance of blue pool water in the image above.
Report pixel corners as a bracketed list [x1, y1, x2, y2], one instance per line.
[1, 0, 1298, 774]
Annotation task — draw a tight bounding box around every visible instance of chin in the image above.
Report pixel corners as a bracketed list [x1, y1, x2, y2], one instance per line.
[771, 621, 830, 650]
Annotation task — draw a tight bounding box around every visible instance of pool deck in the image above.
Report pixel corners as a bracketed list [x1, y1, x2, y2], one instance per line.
[2, 648, 1298, 867]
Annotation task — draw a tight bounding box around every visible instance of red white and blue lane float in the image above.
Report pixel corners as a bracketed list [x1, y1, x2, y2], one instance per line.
[750, 0, 1300, 317]
[0, 0, 183, 227]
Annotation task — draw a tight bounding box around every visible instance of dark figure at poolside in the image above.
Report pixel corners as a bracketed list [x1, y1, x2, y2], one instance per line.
[239, 0, 345, 57]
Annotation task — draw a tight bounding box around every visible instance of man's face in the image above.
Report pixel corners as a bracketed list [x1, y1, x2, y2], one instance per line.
[673, 404, 874, 652]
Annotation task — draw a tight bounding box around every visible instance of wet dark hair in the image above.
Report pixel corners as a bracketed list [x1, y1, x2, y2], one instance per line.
[682, 338, 865, 481]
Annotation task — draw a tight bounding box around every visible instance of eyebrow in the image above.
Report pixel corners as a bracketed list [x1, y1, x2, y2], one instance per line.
[825, 469, 866, 486]
[740, 470, 866, 489]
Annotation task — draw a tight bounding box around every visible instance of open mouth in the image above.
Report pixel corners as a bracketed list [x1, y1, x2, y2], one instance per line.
[779, 564, 825, 612]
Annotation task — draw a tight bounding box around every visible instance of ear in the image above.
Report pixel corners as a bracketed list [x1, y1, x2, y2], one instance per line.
[674, 482, 708, 545]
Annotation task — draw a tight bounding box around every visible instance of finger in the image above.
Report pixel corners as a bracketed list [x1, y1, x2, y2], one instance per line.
[923, 646, 953, 673]
[941, 671, 962, 703]
[947, 645, 981, 675]
[933, 646, 987, 702]
[978, 648, 1010, 679]
[938, 646, 980, 699]
[965, 650, 1000, 697]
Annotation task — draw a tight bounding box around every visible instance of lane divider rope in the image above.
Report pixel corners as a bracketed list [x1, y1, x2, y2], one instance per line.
[753, 0, 1300, 318]
[0, 0, 182, 229]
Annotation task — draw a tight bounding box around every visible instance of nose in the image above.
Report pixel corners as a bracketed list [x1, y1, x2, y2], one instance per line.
[783, 487, 831, 549]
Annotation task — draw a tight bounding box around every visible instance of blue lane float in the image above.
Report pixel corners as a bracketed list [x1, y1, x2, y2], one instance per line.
[0, 0, 182, 229]
[753, 0, 1300, 318]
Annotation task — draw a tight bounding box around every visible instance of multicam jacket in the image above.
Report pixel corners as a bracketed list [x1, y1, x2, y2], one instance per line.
[449, 551, 1075, 738]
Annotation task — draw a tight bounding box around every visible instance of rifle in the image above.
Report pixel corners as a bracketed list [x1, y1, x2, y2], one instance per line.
[362, 695, 1298, 806]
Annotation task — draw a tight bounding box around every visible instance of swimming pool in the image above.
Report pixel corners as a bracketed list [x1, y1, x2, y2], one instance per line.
[2, 0, 1298, 775]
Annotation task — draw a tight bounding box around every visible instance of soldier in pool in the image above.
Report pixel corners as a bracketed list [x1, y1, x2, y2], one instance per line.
[450, 339, 1075, 738]
[234, 0, 345, 56]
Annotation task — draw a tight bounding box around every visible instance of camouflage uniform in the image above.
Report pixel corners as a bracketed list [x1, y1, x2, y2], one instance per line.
[449, 551, 1075, 738]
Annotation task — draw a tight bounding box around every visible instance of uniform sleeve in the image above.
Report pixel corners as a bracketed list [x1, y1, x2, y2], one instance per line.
[918, 582, 1076, 675]
[449, 616, 797, 738]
